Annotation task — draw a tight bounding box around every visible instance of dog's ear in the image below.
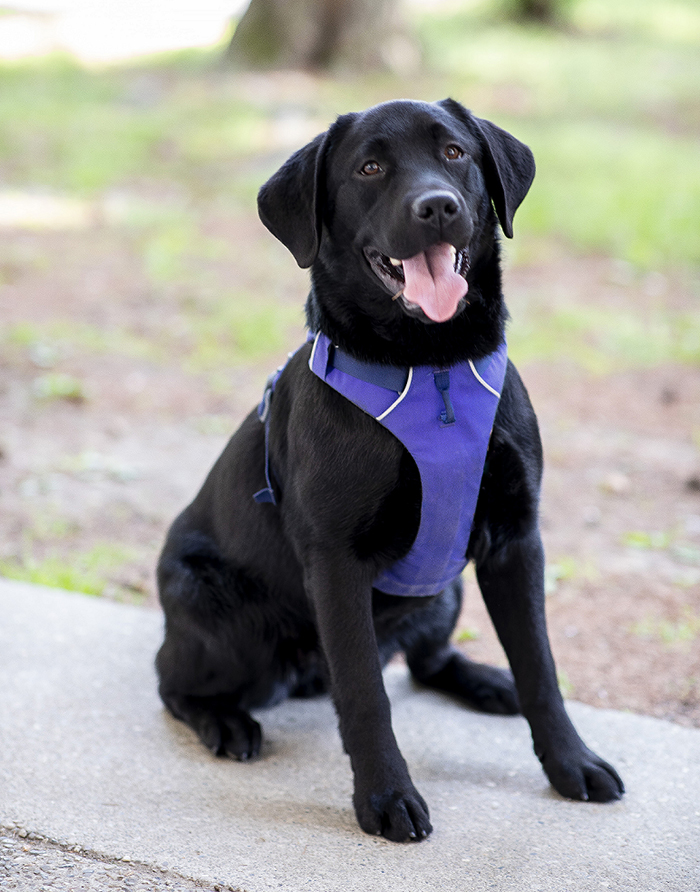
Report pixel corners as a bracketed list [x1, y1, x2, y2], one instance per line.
[438, 98, 535, 239]
[471, 114, 536, 238]
[257, 131, 330, 269]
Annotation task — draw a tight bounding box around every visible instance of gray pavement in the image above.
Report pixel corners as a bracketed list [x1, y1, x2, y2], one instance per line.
[0, 578, 698, 891]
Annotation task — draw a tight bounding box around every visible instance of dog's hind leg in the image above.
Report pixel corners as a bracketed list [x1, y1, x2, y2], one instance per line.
[155, 529, 280, 761]
[156, 633, 263, 761]
[162, 691, 262, 760]
[397, 579, 521, 715]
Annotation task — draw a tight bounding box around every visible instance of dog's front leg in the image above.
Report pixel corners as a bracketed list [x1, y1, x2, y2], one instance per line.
[304, 550, 432, 842]
[476, 530, 624, 802]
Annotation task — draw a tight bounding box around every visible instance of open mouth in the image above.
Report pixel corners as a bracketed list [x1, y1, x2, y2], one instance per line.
[364, 244, 470, 323]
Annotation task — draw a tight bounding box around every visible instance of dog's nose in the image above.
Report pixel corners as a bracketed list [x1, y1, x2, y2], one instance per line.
[412, 190, 460, 223]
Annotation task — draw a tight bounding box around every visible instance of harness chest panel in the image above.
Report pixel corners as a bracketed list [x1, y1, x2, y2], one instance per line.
[308, 332, 507, 597]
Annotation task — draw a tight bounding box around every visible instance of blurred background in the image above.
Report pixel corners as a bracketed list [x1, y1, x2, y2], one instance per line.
[0, 0, 698, 725]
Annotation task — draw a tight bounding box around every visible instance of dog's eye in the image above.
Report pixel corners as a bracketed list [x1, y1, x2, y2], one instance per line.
[444, 144, 464, 160]
[360, 160, 383, 176]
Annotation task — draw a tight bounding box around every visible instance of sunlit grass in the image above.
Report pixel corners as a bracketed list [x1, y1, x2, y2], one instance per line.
[0, 541, 140, 597]
[0, 55, 269, 195]
[182, 298, 303, 370]
[419, 10, 700, 124]
[0, 1, 698, 272]
[631, 607, 700, 647]
[508, 300, 700, 373]
[2, 300, 299, 373]
[516, 122, 700, 268]
[573, 0, 700, 45]
[2, 320, 164, 362]
[416, 1, 700, 270]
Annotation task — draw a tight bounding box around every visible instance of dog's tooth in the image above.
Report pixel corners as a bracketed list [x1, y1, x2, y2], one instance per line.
[389, 257, 402, 267]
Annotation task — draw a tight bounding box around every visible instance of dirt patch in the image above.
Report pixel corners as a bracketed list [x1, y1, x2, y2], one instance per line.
[459, 359, 700, 728]
[1, 226, 698, 727]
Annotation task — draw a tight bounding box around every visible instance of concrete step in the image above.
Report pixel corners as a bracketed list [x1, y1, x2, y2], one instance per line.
[1, 578, 698, 891]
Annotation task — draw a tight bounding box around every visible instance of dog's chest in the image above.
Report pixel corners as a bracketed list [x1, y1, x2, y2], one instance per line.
[308, 333, 507, 597]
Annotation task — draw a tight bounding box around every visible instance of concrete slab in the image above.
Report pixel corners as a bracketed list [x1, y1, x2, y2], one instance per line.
[0, 578, 698, 891]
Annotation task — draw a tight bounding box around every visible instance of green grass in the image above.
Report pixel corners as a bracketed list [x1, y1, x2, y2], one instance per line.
[573, 0, 700, 45]
[557, 669, 575, 699]
[32, 371, 86, 402]
[508, 300, 700, 372]
[2, 320, 164, 363]
[0, 0, 698, 271]
[0, 542, 139, 597]
[545, 558, 578, 595]
[1, 294, 300, 377]
[416, 1, 700, 270]
[517, 123, 700, 268]
[621, 530, 672, 550]
[183, 299, 303, 370]
[140, 218, 230, 284]
[455, 626, 481, 643]
[0, 55, 269, 196]
[631, 607, 700, 646]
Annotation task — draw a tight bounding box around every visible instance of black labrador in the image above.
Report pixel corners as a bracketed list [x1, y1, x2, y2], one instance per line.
[156, 98, 624, 842]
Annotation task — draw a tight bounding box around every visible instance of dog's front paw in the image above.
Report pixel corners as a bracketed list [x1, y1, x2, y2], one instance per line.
[538, 744, 624, 803]
[354, 785, 432, 842]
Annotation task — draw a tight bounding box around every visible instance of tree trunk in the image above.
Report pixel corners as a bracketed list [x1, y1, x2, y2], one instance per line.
[506, 0, 566, 23]
[226, 0, 401, 71]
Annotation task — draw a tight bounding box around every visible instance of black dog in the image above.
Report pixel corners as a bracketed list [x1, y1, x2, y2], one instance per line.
[156, 98, 624, 842]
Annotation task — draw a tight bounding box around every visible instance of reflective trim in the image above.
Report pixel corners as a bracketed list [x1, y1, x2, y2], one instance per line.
[469, 359, 501, 398]
[376, 366, 413, 422]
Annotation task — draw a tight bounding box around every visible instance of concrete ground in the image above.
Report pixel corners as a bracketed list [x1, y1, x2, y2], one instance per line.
[0, 578, 698, 891]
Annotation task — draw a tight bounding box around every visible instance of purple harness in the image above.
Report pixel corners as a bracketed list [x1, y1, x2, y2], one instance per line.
[255, 332, 507, 598]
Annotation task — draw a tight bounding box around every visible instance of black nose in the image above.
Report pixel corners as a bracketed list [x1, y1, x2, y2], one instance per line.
[411, 190, 460, 223]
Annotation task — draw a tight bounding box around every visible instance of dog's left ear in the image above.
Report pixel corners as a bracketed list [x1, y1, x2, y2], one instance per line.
[438, 98, 535, 239]
[257, 131, 331, 269]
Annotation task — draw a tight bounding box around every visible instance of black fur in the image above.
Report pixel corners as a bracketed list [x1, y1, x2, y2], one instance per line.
[156, 99, 624, 843]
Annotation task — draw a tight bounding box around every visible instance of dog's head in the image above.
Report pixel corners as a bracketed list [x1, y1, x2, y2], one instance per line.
[258, 99, 535, 362]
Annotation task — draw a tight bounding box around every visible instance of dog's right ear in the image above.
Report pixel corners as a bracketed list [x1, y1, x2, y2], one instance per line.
[257, 131, 331, 269]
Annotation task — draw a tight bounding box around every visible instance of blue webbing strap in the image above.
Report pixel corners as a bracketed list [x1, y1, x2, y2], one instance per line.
[330, 346, 409, 394]
[433, 370, 455, 425]
[253, 371, 280, 505]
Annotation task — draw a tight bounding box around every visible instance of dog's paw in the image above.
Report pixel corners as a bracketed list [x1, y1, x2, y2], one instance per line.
[539, 744, 624, 803]
[195, 708, 262, 761]
[459, 662, 520, 715]
[414, 653, 520, 716]
[354, 786, 432, 842]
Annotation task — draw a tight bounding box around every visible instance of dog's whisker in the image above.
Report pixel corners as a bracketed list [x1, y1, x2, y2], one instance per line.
[392, 288, 404, 301]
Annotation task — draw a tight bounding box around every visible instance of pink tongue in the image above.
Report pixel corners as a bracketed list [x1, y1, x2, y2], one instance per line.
[401, 243, 467, 323]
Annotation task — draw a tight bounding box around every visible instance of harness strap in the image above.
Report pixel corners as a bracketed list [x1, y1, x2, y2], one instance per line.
[330, 346, 409, 393]
[253, 372, 278, 505]
[433, 370, 456, 425]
